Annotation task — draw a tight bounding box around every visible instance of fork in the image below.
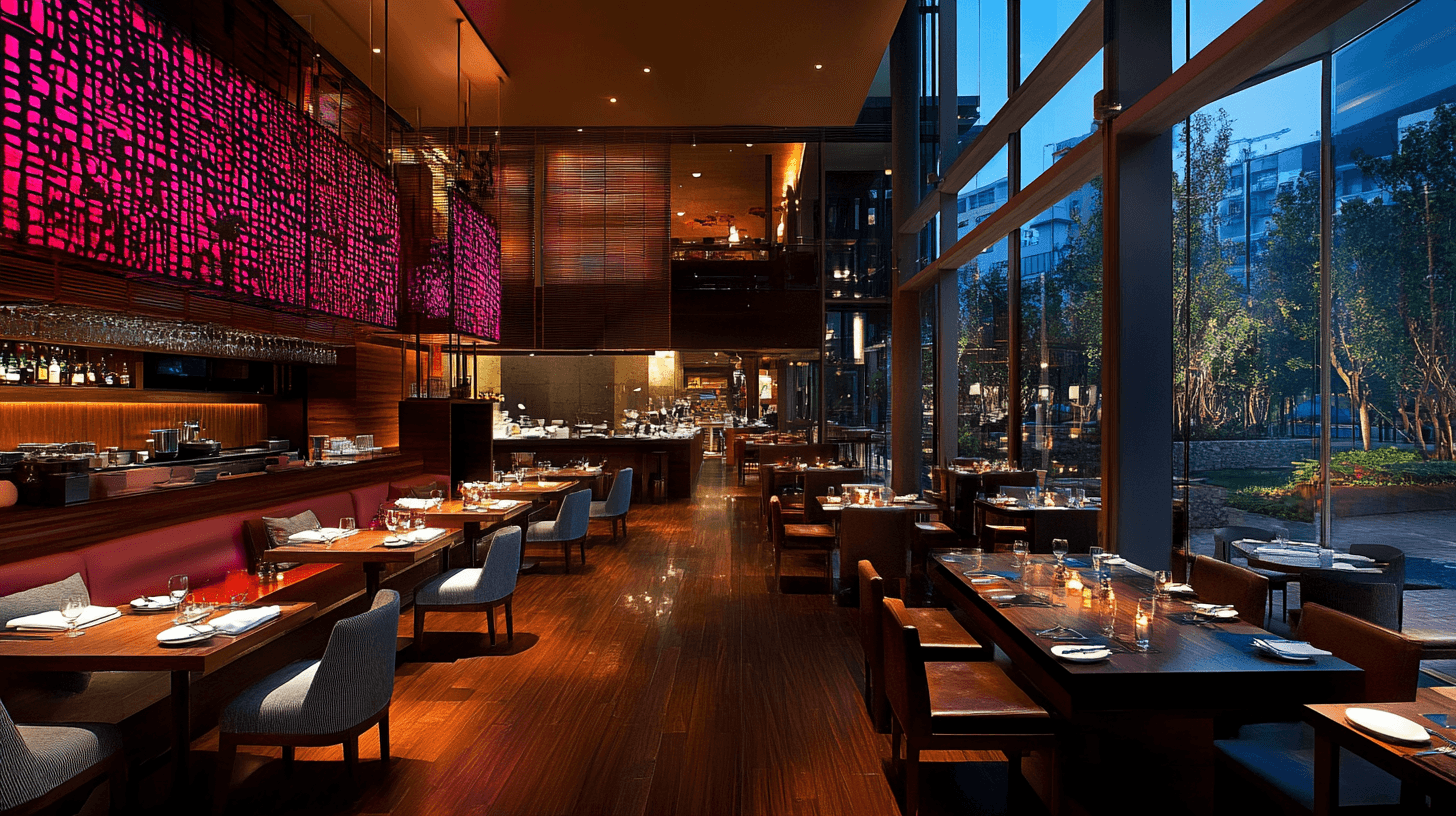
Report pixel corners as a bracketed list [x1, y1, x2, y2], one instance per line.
[1412, 746, 1454, 757]
[1426, 727, 1456, 749]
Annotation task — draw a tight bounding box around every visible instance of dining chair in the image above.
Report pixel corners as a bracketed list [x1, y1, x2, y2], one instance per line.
[999, 486, 1036, 503]
[414, 526, 522, 650]
[1212, 526, 1292, 620]
[881, 597, 1058, 816]
[979, 471, 1036, 497]
[1189, 555, 1268, 626]
[1349, 543, 1405, 628]
[770, 495, 835, 590]
[1214, 603, 1422, 815]
[802, 468, 863, 525]
[0, 700, 125, 816]
[858, 562, 985, 733]
[838, 506, 913, 594]
[589, 468, 633, 543]
[1293, 569, 1401, 632]
[214, 590, 400, 814]
[525, 488, 592, 573]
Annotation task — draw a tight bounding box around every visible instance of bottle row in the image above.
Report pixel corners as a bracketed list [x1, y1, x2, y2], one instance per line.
[0, 342, 134, 387]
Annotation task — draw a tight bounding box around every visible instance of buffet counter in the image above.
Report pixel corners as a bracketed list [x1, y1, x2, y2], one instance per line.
[493, 432, 703, 500]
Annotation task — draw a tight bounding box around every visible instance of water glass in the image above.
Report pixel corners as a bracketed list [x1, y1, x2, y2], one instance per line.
[966, 547, 983, 573]
[339, 517, 356, 534]
[1135, 598, 1156, 651]
[1076, 488, 1087, 507]
[1011, 540, 1029, 578]
[61, 595, 86, 637]
[1154, 570, 1172, 599]
[168, 574, 189, 621]
[413, 510, 427, 531]
[827, 485, 838, 501]
[1088, 545, 1104, 572]
[1098, 588, 1118, 636]
[1274, 525, 1289, 545]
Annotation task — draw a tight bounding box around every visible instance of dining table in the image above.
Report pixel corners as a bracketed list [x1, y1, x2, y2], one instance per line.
[1305, 688, 1456, 815]
[930, 551, 1363, 815]
[263, 528, 466, 598]
[1231, 540, 1387, 575]
[425, 498, 538, 569]
[0, 601, 316, 795]
[974, 497, 1100, 553]
[532, 467, 609, 498]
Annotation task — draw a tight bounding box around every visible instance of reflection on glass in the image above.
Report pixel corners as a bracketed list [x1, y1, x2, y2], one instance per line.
[952, 0, 1009, 163]
[1020, 52, 1101, 188]
[1020, 0, 1092, 81]
[957, 237, 1011, 460]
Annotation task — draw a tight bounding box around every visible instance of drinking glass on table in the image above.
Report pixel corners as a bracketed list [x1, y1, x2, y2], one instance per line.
[1154, 570, 1172, 599]
[1274, 525, 1289, 545]
[168, 574, 189, 622]
[965, 547, 984, 574]
[384, 509, 401, 541]
[1011, 540, 1029, 579]
[1088, 545, 1104, 571]
[61, 595, 86, 637]
[340, 517, 356, 536]
[1052, 538, 1069, 567]
[413, 510, 427, 531]
[826, 485, 838, 502]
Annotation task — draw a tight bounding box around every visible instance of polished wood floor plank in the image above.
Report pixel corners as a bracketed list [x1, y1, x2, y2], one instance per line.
[196, 461, 1028, 816]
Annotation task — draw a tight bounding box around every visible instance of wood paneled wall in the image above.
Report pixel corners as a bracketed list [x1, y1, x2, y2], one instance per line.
[307, 341, 416, 448]
[0, 402, 266, 450]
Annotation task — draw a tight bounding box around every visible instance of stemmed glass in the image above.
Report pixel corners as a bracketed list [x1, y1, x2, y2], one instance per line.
[168, 574, 188, 622]
[383, 509, 401, 542]
[61, 595, 86, 637]
[1274, 525, 1290, 545]
[1154, 570, 1172, 600]
[1052, 539, 1069, 568]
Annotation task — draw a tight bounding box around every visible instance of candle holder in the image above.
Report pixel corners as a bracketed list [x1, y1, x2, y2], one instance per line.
[1135, 598, 1156, 651]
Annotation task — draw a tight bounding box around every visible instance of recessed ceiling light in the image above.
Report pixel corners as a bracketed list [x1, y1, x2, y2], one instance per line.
[676, 211, 685, 216]
[814, 64, 823, 70]
[746, 143, 753, 147]
[691, 172, 701, 178]
[643, 67, 651, 73]
[609, 97, 618, 103]
[372, 48, 381, 54]
[577, 128, 583, 132]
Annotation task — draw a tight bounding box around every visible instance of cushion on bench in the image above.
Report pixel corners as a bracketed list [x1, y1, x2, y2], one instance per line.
[83, 512, 251, 606]
[0, 552, 88, 598]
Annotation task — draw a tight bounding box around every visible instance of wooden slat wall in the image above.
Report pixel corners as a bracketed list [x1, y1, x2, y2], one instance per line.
[0, 402, 266, 450]
[497, 142, 538, 347]
[307, 341, 416, 447]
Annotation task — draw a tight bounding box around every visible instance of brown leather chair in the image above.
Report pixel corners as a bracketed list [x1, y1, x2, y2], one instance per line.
[882, 597, 1058, 816]
[1189, 555, 1268, 626]
[839, 506, 913, 593]
[770, 496, 835, 590]
[803, 468, 863, 525]
[982, 524, 1028, 553]
[1298, 603, 1422, 702]
[858, 561, 985, 732]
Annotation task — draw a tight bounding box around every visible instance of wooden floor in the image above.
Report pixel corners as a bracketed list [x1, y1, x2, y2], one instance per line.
[201, 461, 1029, 816]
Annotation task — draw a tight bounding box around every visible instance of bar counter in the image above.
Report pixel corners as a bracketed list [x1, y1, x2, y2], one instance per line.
[493, 432, 703, 499]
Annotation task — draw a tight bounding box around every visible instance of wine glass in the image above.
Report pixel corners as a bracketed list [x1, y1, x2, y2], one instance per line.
[384, 508, 401, 542]
[826, 485, 838, 503]
[413, 510, 427, 532]
[1088, 545, 1104, 572]
[966, 546, 984, 574]
[339, 517, 356, 536]
[1274, 525, 1290, 545]
[168, 574, 188, 622]
[61, 595, 86, 637]
[1052, 538, 1069, 567]
[1154, 569, 1172, 599]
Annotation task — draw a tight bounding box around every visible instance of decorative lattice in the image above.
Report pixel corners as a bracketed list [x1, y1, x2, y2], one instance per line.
[450, 194, 500, 341]
[0, 0, 398, 325]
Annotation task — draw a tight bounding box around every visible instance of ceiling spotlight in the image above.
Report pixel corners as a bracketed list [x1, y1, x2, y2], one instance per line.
[609, 97, 618, 103]
[676, 211, 685, 216]
[577, 128, 584, 132]
[691, 172, 701, 178]
[372, 47, 381, 54]
[643, 67, 651, 73]
[814, 63, 823, 70]
[746, 143, 753, 147]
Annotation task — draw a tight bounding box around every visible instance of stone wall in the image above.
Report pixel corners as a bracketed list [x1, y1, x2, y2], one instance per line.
[1174, 439, 1317, 474]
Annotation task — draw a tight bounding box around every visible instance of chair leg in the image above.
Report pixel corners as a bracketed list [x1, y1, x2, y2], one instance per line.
[379, 711, 390, 764]
[282, 746, 294, 775]
[213, 738, 236, 816]
[505, 598, 514, 643]
[414, 607, 426, 651]
[620, 515, 627, 539]
[905, 745, 921, 816]
[563, 541, 571, 574]
[580, 538, 588, 564]
[486, 602, 497, 646]
[108, 755, 127, 816]
[343, 735, 359, 778]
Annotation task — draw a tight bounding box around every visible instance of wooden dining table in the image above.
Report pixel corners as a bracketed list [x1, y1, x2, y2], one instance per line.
[1306, 688, 1456, 815]
[931, 552, 1363, 815]
[264, 528, 466, 598]
[1231, 540, 1388, 575]
[974, 498, 1100, 553]
[0, 601, 316, 793]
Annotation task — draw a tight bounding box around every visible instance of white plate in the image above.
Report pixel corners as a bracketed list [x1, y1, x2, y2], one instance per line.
[1193, 607, 1240, 620]
[1344, 708, 1431, 745]
[157, 624, 216, 645]
[1052, 644, 1112, 662]
[382, 537, 413, 548]
[131, 596, 179, 612]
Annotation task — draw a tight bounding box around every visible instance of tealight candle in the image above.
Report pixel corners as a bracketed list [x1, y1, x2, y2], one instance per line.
[1135, 598, 1155, 651]
[1066, 573, 1084, 592]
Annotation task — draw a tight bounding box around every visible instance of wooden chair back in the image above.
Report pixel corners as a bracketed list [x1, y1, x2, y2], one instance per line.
[803, 468, 864, 524]
[880, 597, 933, 738]
[1299, 603, 1421, 702]
[1189, 555, 1268, 625]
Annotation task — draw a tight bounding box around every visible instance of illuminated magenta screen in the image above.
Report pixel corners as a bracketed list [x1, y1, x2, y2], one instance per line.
[0, 0, 399, 325]
[406, 192, 501, 342]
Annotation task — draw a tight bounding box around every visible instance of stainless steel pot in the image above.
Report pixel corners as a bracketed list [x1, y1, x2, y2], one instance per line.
[150, 428, 179, 456]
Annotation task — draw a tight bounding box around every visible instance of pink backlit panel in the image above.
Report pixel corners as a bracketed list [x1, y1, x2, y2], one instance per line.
[0, 0, 398, 325]
[451, 194, 500, 341]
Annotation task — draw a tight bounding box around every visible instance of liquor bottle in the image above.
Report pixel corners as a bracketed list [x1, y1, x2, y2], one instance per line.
[70, 352, 86, 386]
[36, 346, 50, 384]
[2, 344, 16, 384]
[85, 353, 96, 384]
[19, 344, 34, 384]
[118, 361, 131, 387]
[101, 355, 116, 387]
[47, 350, 61, 386]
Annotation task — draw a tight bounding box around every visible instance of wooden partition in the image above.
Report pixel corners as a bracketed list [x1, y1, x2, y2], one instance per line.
[0, 401, 267, 450]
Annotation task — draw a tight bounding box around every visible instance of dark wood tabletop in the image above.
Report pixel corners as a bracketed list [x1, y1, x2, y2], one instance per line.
[424, 499, 535, 528]
[263, 528, 463, 565]
[816, 496, 937, 513]
[0, 602, 316, 674]
[1306, 688, 1456, 815]
[467, 480, 579, 500]
[931, 553, 1364, 718]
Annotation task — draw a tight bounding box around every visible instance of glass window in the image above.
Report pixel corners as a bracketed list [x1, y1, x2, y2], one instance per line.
[958, 237, 1012, 462]
[953, 0, 1009, 162]
[956, 145, 1010, 238]
[1020, 52, 1101, 189]
[1020, 0, 1092, 82]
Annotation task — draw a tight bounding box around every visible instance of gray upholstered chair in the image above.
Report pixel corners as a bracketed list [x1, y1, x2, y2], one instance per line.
[0, 701, 124, 816]
[414, 526, 522, 648]
[214, 590, 400, 812]
[589, 468, 633, 542]
[526, 488, 592, 573]
[1213, 525, 1291, 619]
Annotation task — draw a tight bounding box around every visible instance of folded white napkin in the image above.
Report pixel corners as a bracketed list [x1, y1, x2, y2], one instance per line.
[8, 606, 120, 631]
[1333, 552, 1375, 563]
[287, 528, 357, 543]
[1254, 547, 1322, 558]
[210, 605, 281, 636]
[1330, 563, 1383, 573]
[131, 595, 175, 607]
[490, 499, 521, 509]
[393, 497, 439, 509]
[1258, 639, 1332, 658]
[894, 494, 919, 502]
[1164, 583, 1195, 594]
[402, 528, 448, 543]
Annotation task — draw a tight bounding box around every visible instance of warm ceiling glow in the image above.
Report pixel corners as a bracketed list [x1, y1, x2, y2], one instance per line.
[746, 143, 753, 147]
[691, 172, 701, 178]
[609, 97, 618, 103]
[814, 64, 823, 69]
[577, 128, 583, 131]
[643, 67, 651, 73]
[372, 48, 381, 54]
[676, 211, 685, 216]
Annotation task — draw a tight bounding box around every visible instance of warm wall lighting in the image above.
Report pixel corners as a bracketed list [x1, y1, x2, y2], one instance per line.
[676, 211, 685, 216]
[577, 128, 584, 132]
[852, 313, 865, 364]
[372, 47, 381, 53]
[691, 172, 701, 178]
[884, 168, 892, 175]
[643, 67, 651, 73]
[609, 97, 618, 103]
[814, 64, 823, 69]
[746, 143, 753, 147]
[727, 226, 741, 244]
